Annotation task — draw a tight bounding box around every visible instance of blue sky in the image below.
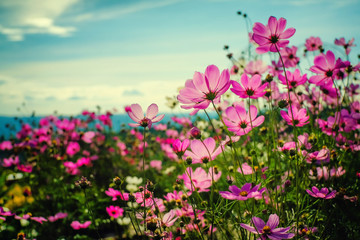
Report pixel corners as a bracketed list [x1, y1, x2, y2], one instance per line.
[0, 0, 359, 116]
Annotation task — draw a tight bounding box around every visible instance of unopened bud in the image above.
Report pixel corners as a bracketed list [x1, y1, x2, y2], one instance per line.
[190, 127, 201, 139]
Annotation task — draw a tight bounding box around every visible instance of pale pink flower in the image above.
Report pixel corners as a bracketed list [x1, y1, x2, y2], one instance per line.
[161, 210, 178, 227]
[71, 220, 91, 230]
[252, 16, 296, 54]
[280, 46, 300, 67]
[278, 69, 307, 89]
[305, 36, 323, 51]
[128, 103, 165, 129]
[280, 106, 309, 127]
[179, 167, 214, 193]
[184, 137, 221, 164]
[309, 50, 346, 86]
[231, 74, 268, 99]
[177, 65, 230, 115]
[82, 131, 95, 143]
[244, 60, 268, 76]
[335, 37, 356, 55]
[223, 105, 264, 136]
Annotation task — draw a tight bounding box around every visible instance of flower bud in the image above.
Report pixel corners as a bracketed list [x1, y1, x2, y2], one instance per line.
[190, 127, 201, 139]
[278, 99, 288, 108]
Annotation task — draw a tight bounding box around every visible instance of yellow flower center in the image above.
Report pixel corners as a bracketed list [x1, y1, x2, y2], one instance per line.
[262, 225, 271, 234]
[240, 191, 248, 196]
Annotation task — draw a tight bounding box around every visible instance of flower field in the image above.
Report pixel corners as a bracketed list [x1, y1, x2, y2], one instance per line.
[0, 15, 360, 240]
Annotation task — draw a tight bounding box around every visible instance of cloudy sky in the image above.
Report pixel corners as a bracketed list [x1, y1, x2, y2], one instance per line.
[0, 0, 359, 116]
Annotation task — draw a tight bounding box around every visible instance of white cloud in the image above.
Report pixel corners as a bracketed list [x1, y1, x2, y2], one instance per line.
[0, 0, 79, 41]
[73, 0, 184, 22]
[0, 51, 229, 116]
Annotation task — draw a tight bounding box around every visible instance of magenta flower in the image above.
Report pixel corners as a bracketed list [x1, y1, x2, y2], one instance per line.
[231, 74, 268, 99]
[48, 212, 68, 222]
[106, 205, 124, 218]
[306, 186, 336, 199]
[219, 183, 266, 201]
[172, 139, 190, 158]
[177, 65, 231, 115]
[184, 137, 221, 164]
[66, 141, 80, 157]
[252, 16, 296, 54]
[223, 105, 264, 136]
[309, 50, 345, 86]
[71, 220, 91, 230]
[105, 187, 129, 201]
[305, 36, 323, 51]
[280, 106, 309, 127]
[31, 216, 48, 224]
[128, 103, 164, 129]
[280, 46, 300, 68]
[278, 69, 307, 89]
[335, 37, 356, 55]
[240, 214, 295, 239]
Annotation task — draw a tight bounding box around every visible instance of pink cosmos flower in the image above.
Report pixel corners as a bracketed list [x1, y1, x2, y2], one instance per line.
[48, 212, 68, 222]
[240, 214, 295, 239]
[71, 220, 91, 230]
[106, 205, 124, 218]
[280, 106, 309, 127]
[278, 69, 307, 89]
[309, 50, 345, 86]
[149, 160, 162, 171]
[66, 141, 80, 157]
[128, 103, 165, 129]
[231, 74, 268, 99]
[244, 60, 268, 76]
[0, 141, 12, 150]
[219, 183, 266, 201]
[252, 16, 296, 54]
[2, 156, 19, 167]
[82, 131, 95, 143]
[268, 60, 283, 77]
[304, 148, 330, 165]
[180, 167, 219, 194]
[184, 137, 221, 164]
[105, 188, 129, 201]
[177, 65, 231, 115]
[280, 46, 300, 67]
[223, 105, 265, 136]
[172, 139, 190, 158]
[306, 186, 336, 199]
[161, 210, 179, 227]
[31, 216, 48, 224]
[230, 65, 240, 75]
[305, 36, 323, 51]
[335, 37, 356, 55]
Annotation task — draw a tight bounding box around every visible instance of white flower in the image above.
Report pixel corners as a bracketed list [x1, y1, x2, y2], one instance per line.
[117, 217, 131, 225]
[125, 176, 142, 185]
[126, 184, 138, 192]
